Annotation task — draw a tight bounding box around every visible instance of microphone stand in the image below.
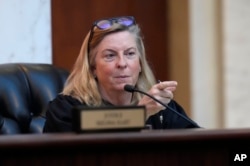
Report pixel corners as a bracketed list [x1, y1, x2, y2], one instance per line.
[132, 88, 200, 128]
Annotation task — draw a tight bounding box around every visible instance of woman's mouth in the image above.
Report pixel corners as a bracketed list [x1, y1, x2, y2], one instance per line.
[114, 76, 129, 82]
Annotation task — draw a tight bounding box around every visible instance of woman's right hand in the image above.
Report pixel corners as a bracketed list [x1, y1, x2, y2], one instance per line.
[137, 81, 178, 119]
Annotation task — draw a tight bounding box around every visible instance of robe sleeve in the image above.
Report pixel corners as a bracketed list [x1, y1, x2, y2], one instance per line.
[146, 100, 200, 129]
[43, 94, 82, 133]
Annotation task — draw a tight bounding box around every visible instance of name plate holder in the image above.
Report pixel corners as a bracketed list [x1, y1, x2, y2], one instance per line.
[72, 106, 146, 133]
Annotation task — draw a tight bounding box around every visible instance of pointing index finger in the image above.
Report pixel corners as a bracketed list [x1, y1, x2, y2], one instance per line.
[157, 80, 178, 90]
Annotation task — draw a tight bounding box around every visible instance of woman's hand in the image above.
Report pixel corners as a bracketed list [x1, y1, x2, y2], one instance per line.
[138, 81, 178, 119]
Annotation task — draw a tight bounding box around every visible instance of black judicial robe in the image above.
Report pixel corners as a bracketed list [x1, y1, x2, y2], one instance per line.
[43, 94, 200, 133]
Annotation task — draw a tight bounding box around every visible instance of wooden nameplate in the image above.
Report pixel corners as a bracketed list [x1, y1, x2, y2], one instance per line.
[72, 106, 146, 133]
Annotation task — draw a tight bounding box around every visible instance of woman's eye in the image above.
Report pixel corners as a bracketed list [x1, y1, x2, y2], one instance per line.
[128, 51, 135, 55]
[104, 53, 115, 60]
[126, 51, 136, 58]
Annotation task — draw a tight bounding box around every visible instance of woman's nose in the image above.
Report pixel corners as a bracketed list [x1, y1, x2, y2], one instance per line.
[117, 55, 127, 68]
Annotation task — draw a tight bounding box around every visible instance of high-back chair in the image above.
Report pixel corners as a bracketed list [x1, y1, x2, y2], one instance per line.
[0, 63, 69, 134]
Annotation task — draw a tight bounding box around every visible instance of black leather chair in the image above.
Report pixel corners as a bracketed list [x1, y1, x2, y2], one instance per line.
[0, 63, 69, 134]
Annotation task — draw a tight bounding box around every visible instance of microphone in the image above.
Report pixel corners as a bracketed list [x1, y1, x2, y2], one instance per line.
[124, 84, 200, 128]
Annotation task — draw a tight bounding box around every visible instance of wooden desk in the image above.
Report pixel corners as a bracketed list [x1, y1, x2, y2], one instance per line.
[0, 128, 250, 166]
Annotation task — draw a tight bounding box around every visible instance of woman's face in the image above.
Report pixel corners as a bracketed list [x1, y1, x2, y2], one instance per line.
[93, 31, 141, 93]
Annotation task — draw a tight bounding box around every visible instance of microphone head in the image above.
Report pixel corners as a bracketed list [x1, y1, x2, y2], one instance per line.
[124, 84, 135, 93]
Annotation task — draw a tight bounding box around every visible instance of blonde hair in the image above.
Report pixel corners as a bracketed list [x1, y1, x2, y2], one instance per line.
[62, 23, 156, 106]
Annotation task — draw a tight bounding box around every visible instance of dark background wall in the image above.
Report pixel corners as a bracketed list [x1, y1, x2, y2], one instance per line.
[51, 0, 191, 116]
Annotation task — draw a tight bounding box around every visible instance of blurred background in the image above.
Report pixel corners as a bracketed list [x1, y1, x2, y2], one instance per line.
[1, 0, 250, 129]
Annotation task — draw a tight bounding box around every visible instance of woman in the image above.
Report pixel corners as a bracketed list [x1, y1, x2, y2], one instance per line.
[43, 16, 199, 132]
